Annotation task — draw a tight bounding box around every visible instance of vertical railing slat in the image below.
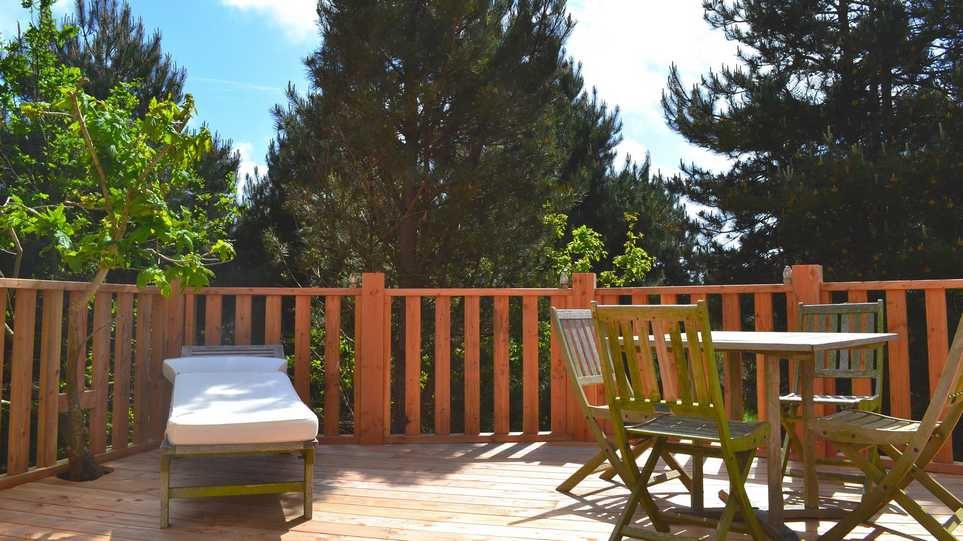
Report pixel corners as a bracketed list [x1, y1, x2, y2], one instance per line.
[112, 292, 134, 450]
[464, 296, 481, 435]
[885, 290, 911, 419]
[132, 294, 152, 445]
[924, 288, 952, 463]
[753, 293, 773, 422]
[90, 293, 111, 455]
[324, 296, 342, 436]
[204, 294, 222, 345]
[522, 295, 539, 434]
[7, 289, 37, 475]
[234, 294, 252, 345]
[294, 295, 311, 403]
[434, 296, 451, 436]
[37, 289, 63, 466]
[404, 296, 422, 435]
[264, 295, 282, 345]
[149, 296, 168, 442]
[721, 293, 743, 419]
[0, 288, 6, 446]
[549, 294, 567, 437]
[182, 293, 195, 346]
[493, 296, 510, 434]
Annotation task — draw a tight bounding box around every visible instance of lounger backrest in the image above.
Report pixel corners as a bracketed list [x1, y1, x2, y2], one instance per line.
[181, 344, 285, 358]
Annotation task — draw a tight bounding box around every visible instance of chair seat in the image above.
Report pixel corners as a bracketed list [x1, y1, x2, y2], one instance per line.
[780, 392, 876, 406]
[626, 415, 768, 449]
[811, 410, 929, 446]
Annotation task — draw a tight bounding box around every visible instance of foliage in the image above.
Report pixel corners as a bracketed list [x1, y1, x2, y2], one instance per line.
[663, 0, 963, 282]
[0, 0, 240, 281]
[544, 211, 655, 286]
[0, 0, 234, 480]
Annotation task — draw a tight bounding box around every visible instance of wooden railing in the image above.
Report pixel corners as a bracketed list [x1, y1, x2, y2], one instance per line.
[1, 264, 962, 489]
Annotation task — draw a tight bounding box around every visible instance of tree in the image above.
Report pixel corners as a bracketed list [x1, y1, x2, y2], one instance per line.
[662, 0, 963, 281]
[248, 0, 577, 288]
[0, 0, 234, 480]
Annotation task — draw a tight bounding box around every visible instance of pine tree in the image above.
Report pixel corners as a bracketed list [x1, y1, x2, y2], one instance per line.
[662, 0, 963, 281]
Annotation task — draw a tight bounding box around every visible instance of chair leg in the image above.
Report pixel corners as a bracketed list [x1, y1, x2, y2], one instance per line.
[600, 440, 649, 481]
[820, 444, 903, 541]
[160, 453, 172, 528]
[691, 447, 704, 513]
[726, 450, 767, 541]
[303, 446, 314, 521]
[557, 448, 610, 492]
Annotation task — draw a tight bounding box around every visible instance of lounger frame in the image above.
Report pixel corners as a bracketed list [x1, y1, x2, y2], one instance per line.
[160, 344, 317, 528]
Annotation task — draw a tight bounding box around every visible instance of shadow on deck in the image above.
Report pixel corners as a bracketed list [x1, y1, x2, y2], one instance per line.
[0, 442, 960, 540]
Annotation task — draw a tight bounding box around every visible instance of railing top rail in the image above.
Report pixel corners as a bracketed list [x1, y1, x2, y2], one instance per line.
[597, 283, 790, 296]
[386, 287, 571, 297]
[0, 278, 150, 293]
[823, 278, 963, 291]
[191, 287, 360, 296]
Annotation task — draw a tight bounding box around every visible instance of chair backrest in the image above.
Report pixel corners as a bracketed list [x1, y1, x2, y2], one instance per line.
[551, 308, 604, 408]
[592, 301, 733, 435]
[180, 344, 285, 358]
[799, 301, 885, 401]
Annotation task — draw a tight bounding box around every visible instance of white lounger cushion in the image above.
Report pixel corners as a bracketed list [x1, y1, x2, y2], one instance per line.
[165, 371, 318, 445]
[162, 355, 286, 383]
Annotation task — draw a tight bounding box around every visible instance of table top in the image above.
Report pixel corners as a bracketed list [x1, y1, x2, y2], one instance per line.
[705, 330, 897, 353]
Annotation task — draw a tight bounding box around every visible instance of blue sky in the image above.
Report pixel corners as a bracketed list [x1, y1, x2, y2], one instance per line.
[0, 1, 739, 196]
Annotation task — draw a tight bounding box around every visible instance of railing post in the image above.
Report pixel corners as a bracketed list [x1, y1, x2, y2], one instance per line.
[568, 273, 597, 441]
[786, 264, 824, 314]
[786, 264, 826, 457]
[357, 273, 387, 444]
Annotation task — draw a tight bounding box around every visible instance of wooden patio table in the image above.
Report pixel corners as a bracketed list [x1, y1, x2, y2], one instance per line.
[698, 330, 897, 529]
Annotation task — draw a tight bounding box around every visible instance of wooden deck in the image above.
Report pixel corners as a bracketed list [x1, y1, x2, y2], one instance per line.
[0, 442, 961, 540]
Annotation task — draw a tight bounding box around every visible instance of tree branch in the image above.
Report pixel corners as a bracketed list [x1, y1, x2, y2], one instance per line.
[68, 92, 113, 216]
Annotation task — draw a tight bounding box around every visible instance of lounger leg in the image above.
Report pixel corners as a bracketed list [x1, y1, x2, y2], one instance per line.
[303, 446, 315, 521]
[160, 453, 172, 528]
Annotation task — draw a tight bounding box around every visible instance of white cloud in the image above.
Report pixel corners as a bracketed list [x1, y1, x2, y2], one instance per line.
[220, 0, 318, 43]
[234, 141, 265, 200]
[614, 138, 648, 171]
[567, 1, 738, 122]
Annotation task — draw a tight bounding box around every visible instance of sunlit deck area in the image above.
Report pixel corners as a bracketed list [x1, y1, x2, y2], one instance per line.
[0, 442, 960, 541]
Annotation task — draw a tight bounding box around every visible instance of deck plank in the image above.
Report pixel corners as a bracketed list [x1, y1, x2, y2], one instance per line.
[1, 443, 961, 540]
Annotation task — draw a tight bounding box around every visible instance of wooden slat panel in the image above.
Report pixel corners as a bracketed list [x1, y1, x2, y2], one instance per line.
[753, 293, 773, 422]
[324, 296, 341, 437]
[234, 294, 252, 345]
[660, 293, 677, 305]
[7, 289, 37, 475]
[182, 293, 195, 346]
[90, 294, 111, 455]
[149, 296, 167, 442]
[204, 295, 222, 345]
[721, 293, 743, 419]
[111, 293, 134, 450]
[924, 288, 952, 463]
[549, 295, 567, 437]
[132, 294, 152, 445]
[846, 289, 872, 396]
[404, 297, 422, 435]
[493, 296, 509, 435]
[37, 290, 63, 467]
[294, 295, 311, 403]
[464, 296, 481, 435]
[885, 290, 911, 419]
[434, 296, 451, 436]
[264, 295, 282, 345]
[522, 296, 539, 434]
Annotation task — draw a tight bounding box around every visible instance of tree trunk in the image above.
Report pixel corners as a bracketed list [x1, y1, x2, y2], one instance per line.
[62, 267, 110, 481]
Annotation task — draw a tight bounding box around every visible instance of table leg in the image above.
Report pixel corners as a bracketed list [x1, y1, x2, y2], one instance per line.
[800, 354, 819, 510]
[765, 354, 783, 527]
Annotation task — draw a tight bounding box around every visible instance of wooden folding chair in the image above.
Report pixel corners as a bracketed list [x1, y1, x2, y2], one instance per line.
[551, 308, 691, 493]
[812, 313, 963, 541]
[780, 301, 885, 476]
[593, 302, 770, 541]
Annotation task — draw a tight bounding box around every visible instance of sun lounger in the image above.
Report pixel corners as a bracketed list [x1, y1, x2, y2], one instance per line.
[159, 344, 318, 528]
